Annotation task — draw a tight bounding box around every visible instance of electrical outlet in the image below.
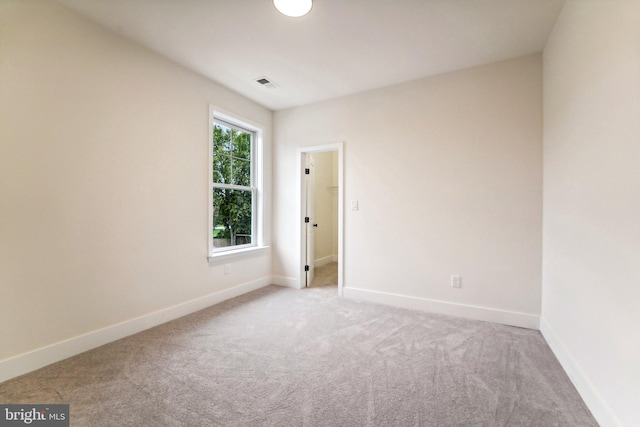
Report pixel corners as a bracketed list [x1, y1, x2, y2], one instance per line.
[451, 275, 462, 288]
[224, 264, 230, 275]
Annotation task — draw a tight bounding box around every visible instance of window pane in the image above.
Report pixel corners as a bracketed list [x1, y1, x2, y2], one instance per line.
[213, 122, 252, 185]
[233, 131, 251, 161]
[213, 123, 231, 184]
[212, 154, 230, 184]
[233, 158, 251, 186]
[213, 123, 232, 152]
[212, 188, 253, 248]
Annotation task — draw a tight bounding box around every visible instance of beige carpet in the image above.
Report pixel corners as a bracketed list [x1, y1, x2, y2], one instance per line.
[0, 285, 597, 426]
[309, 262, 338, 288]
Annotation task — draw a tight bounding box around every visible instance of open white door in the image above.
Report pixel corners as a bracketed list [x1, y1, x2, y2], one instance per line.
[305, 154, 315, 286]
[297, 142, 343, 295]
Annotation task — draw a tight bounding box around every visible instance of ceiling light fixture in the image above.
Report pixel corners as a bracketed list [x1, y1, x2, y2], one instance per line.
[273, 0, 313, 17]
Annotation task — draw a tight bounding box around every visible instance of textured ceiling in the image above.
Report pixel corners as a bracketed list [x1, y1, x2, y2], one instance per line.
[57, 0, 565, 110]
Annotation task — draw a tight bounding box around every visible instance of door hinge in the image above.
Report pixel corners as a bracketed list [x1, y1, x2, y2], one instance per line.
[304, 217, 310, 223]
[304, 265, 310, 272]
[305, 168, 310, 175]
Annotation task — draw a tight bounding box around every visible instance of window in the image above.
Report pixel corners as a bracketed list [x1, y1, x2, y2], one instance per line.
[209, 110, 262, 256]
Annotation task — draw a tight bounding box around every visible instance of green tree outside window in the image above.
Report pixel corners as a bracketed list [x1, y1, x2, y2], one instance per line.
[212, 122, 253, 248]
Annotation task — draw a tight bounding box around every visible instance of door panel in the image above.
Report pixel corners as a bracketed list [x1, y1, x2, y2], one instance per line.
[305, 154, 315, 286]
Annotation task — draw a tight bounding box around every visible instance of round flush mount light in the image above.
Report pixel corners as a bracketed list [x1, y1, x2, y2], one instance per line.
[273, 0, 313, 17]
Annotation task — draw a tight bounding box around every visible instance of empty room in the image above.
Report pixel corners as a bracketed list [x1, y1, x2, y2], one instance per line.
[0, 0, 638, 426]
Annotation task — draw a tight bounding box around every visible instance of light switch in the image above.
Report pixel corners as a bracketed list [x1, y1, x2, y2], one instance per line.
[351, 200, 359, 211]
[451, 275, 462, 288]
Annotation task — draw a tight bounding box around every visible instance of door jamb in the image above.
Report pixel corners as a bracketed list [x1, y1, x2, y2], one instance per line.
[297, 143, 344, 295]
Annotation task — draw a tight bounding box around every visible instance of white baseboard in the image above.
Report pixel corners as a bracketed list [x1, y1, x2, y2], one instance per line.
[271, 275, 300, 289]
[0, 276, 272, 384]
[314, 255, 338, 267]
[540, 318, 621, 427]
[342, 287, 540, 330]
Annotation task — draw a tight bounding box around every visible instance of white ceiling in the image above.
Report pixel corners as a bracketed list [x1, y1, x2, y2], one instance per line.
[56, 0, 565, 111]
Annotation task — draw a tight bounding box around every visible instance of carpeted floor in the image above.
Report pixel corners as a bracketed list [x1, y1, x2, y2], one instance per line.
[0, 285, 597, 426]
[309, 262, 338, 288]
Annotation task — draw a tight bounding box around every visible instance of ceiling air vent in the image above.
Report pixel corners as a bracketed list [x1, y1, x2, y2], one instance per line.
[255, 76, 278, 89]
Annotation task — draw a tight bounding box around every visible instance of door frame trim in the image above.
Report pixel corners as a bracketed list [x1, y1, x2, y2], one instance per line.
[297, 142, 344, 295]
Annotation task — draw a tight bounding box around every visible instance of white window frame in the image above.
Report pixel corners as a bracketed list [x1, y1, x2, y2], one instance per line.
[208, 107, 264, 261]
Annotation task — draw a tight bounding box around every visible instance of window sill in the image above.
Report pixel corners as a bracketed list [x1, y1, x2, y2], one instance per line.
[208, 245, 269, 263]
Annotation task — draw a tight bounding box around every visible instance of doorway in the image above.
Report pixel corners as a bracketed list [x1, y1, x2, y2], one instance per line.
[298, 143, 344, 296]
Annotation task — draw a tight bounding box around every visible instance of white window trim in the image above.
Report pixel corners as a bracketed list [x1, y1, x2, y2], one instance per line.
[208, 106, 265, 261]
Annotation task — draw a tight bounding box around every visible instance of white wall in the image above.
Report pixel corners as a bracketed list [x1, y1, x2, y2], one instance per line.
[542, 1, 640, 425]
[0, 0, 272, 377]
[312, 151, 338, 263]
[273, 55, 543, 327]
